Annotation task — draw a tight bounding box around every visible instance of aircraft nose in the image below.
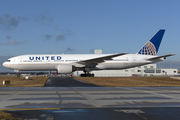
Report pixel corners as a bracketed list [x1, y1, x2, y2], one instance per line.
[2, 62, 9, 68]
[2, 62, 5, 67]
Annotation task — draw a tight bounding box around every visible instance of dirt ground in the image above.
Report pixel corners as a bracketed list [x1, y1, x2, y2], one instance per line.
[0, 76, 180, 87]
[0, 111, 19, 120]
[0, 76, 48, 87]
[74, 77, 180, 87]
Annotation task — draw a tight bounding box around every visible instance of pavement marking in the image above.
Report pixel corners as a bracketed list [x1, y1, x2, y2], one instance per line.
[79, 92, 102, 108]
[71, 88, 102, 108]
[0, 108, 61, 111]
[171, 91, 180, 93]
[121, 87, 180, 100]
[143, 91, 180, 100]
[0, 91, 19, 102]
[115, 109, 148, 120]
[114, 109, 145, 113]
[0, 107, 101, 111]
[1, 90, 179, 93]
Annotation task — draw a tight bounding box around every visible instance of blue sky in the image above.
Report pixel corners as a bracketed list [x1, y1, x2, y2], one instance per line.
[0, 0, 180, 71]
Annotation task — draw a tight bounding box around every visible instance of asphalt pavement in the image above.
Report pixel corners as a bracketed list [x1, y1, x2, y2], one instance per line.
[1, 77, 180, 120]
[5, 107, 180, 120]
[44, 76, 100, 87]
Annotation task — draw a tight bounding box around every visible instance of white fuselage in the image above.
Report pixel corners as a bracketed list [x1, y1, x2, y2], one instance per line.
[2, 54, 163, 72]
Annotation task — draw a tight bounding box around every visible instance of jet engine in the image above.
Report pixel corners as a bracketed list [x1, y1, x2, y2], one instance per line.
[56, 64, 76, 74]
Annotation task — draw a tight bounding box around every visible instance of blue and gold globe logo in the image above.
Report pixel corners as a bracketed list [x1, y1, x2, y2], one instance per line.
[137, 41, 156, 55]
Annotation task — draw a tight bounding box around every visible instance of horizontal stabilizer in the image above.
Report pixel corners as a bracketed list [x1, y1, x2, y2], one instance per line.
[147, 54, 175, 61]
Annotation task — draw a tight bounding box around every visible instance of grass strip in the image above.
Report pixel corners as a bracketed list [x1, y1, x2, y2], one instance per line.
[75, 77, 180, 87]
[0, 111, 19, 120]
[0, 76, 48, 87]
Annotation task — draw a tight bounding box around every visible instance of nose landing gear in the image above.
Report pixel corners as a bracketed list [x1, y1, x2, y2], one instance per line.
[17, 73, 20, 77]
[15, 70, 20, 77]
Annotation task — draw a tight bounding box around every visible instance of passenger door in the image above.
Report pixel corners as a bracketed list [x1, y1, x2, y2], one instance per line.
[18, 58, 23, 64]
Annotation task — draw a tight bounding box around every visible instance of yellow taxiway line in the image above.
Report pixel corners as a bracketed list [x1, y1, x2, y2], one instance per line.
[0, 108, 60, 111]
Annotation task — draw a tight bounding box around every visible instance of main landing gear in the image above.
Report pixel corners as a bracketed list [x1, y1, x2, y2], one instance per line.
[80, 73, 94, 77]
[80, 67, 95, 77]
[81, 67, 94, 77]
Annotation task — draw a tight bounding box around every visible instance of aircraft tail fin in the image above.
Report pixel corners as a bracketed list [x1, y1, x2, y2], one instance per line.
[137, 29, 165, 55]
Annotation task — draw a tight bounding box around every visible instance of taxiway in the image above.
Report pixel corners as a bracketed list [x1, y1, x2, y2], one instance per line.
[1, 77, 180, 119]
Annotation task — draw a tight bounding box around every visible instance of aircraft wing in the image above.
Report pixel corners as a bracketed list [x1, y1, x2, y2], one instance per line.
[77, 53, 128, 66]
[147, 54, 175, 61]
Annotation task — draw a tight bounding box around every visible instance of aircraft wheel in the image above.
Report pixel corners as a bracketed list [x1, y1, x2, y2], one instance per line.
[80, 74, 86, 77]
[89, 74, 92, 77]
[80, 74, 94, 77]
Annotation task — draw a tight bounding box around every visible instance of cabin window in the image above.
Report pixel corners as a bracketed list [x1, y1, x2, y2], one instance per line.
[23, 60, 32, 62]
[54, 60, 64, 62]
[33, 60, 42, 62]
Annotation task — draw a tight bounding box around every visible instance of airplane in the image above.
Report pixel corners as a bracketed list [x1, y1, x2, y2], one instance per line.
[3, 29, 174, 77]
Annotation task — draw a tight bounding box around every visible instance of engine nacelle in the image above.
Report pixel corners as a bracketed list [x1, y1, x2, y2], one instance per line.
[56, 64, 76, 74]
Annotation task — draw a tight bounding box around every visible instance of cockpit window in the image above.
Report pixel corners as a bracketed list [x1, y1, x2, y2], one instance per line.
[6, 60, 11, 62]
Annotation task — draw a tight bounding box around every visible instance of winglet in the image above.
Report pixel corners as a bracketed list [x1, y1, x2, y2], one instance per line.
[137, 29, 165, 55]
